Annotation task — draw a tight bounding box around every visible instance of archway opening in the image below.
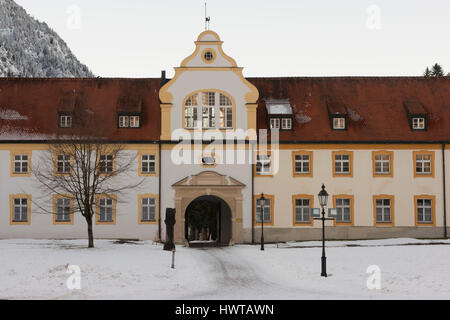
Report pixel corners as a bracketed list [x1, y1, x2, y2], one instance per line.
[185, 195, 232, 246]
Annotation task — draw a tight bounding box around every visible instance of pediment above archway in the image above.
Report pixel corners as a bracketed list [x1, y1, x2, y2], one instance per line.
[172, 171, 245, 188]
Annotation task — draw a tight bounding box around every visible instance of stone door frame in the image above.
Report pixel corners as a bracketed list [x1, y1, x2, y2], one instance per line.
[172, 171, 245, 245]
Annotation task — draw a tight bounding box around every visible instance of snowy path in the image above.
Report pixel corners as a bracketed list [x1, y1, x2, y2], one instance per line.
[182, 247, 331, 300]
[0, 238, 449, 299]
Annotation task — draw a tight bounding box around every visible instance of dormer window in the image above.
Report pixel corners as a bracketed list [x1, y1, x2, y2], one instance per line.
[59, 113, 73, 128]
[282, 118, 292, 130]
[333, 117, 346, 130]
[326, 100, 348, 131]
[270, 118, 280, 129]
[404, 101, 428, 131]
[118, 114, 141, 128]
[265, 99, 293, 131]
[412, 117, 425, 130]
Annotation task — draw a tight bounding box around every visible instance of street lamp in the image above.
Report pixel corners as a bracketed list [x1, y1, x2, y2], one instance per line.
[313, 184, 334, 277]
[259, 193, 265, 251]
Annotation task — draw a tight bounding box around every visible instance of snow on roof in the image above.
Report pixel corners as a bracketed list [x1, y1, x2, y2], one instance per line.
[264, 98, 293, 115]
[0, 108, 28, 120]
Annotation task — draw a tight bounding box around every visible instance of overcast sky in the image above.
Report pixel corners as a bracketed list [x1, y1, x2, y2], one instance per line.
[14, 0, 450, 78]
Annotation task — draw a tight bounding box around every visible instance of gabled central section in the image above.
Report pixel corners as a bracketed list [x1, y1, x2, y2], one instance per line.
[159, 30, 259, 141]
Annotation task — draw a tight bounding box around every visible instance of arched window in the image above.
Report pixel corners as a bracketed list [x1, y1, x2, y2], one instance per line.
[184, 91, 233, 129]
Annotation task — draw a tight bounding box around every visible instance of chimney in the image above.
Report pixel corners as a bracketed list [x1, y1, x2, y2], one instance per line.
[161, 70, 167, 86]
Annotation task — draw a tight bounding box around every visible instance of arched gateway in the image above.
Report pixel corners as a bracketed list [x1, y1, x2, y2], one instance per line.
[172, 171, 246, 245]
[185, 195, 232, 246]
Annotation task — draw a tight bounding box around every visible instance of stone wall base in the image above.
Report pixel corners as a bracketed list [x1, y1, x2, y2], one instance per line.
[243, 227, 450, 243]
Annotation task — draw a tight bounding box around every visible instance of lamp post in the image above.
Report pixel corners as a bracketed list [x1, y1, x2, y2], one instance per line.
[313, 184, 334, 277]
[259, 193, 265, 251]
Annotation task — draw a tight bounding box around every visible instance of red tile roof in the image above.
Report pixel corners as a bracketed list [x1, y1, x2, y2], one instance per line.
[248, 77, 450, 143]
[0, 78, 162, 141]
[0, 77, 448, 143]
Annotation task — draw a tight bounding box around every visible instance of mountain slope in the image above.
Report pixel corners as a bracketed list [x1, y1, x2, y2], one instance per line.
[0, 0, 93, 77]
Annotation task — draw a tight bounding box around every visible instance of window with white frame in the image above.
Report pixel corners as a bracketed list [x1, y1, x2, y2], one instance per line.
[99, 198, 114, 222]
[119, 115, 129, 128]
[412, 117, 425, 130]
[294, 198, 311, 223]
[99, 155, 114, 174]
[13, 198, 28, 222]
[334, 154, 350, 174]
[294, 154, 310, 174]
[59, 115, 72, 128]
[141, 197, 156, 222]
[336, 198, 351, 223]
[118, 115, 140, 128]
[56, 197, 71, 222]
[141, 154, 156, 174]
[256, 154, 271, 175]
[14, 155, 29, 174]
[270, 118, 280, 129]
[56, 155, 71, 174]
[201, 92, 215, 128]
[416, 198, 433, 224]
[256, 198, 271, 223]
[375, 198, 392, 223]
[415, 154, 432, 175]
[129, 116, 140, 128]
[374, 154, 391, 175]
[281, 118, 292, 130]
[219, 93, 232, 129]
[184, 91, 233, 129]
[333, 117, 346, 130]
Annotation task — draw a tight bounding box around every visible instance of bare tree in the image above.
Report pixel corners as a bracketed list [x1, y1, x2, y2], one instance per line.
[32, 111, 143, 248]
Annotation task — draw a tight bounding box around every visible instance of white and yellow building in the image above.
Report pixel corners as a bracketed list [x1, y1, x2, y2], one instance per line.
[0, 30, 449, 244]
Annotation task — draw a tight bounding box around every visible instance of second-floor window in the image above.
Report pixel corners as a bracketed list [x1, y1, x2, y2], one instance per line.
[255, 154, 271, 175]
[99, 155, 114, 174]
[184, 91, 233, 129]
[334, 154, 351, 175]
[415, 154, 432, 175]
[374, 153, 391, 175]
[56, 155, 71, 174]
[294, 154, 310, 175]
[141, 154, 156, 174]
[14, 155, 29, 174]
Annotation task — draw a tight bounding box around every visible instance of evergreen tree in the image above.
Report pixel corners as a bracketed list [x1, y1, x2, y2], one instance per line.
[423, 67, 432, 77]
[431, 63, 444, 77]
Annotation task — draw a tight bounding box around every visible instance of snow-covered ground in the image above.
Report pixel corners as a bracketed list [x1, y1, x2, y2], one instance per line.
[0, 238, 449, 300]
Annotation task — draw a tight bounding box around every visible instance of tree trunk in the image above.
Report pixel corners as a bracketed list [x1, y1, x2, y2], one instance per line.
[88, 220, 94, 248]
[86, 210, 94, 248]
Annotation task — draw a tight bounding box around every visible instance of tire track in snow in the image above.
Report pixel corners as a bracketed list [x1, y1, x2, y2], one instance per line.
[184, 247, 326, 299]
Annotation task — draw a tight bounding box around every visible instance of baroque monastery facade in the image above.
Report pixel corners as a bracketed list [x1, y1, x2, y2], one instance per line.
[0, 30, 449, 244]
